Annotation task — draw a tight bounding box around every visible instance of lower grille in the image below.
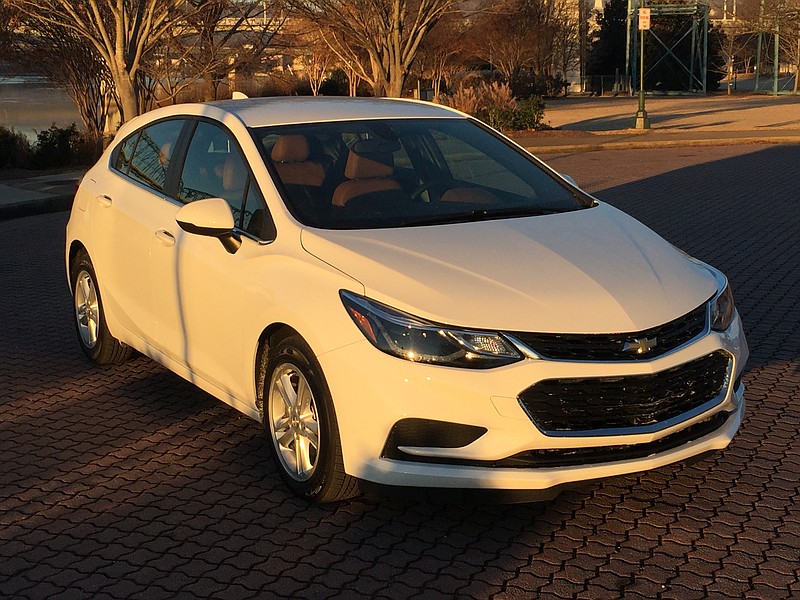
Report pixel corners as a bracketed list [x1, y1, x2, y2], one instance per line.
[382, 419, 487, 461]
[518, 351, 731, 435]
[380, 411, 731, 469]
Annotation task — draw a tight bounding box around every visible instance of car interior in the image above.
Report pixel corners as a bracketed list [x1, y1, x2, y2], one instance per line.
[256, 118, 585, 230]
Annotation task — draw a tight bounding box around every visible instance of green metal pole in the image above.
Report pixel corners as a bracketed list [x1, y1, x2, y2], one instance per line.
[634, 18, 650, 129]
[702, 5, 708, 93]
[690, 14, 698, 90]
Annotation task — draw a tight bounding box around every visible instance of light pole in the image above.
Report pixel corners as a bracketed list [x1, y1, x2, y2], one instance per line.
[634, 5, 651, 129]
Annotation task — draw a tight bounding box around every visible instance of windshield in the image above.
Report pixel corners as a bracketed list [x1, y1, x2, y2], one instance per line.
[253, 118, 592, 230]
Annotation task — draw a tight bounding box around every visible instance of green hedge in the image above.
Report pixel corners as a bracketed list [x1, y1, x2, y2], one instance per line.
[0, 127, 33, 169]
[0, 123, 100, 170]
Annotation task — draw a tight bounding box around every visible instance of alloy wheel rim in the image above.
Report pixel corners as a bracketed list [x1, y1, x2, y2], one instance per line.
[269, 363, 320, 481]
[74, 270, 99, 349]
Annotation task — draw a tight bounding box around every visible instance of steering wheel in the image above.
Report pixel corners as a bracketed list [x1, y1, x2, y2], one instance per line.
[409, 179, 455, 202]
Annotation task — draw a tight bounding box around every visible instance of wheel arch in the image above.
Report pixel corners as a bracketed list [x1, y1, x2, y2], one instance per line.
[254, 323, 299, 422]
[67, 241, 88, 289]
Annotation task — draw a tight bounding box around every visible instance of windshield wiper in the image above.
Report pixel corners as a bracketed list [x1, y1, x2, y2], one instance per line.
[397, 206, 563, 227]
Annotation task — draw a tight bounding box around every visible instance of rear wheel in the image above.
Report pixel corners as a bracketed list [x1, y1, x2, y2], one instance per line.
[265, 333, 358, 503]
[70, 250, 131, 364]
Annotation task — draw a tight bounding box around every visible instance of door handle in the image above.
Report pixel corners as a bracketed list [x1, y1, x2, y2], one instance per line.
[96, 194, 113, 207]
[155, 229, 176, 247]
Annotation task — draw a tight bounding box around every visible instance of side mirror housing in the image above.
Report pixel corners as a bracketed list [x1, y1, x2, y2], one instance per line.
[560, 173, 578, 188]
[176, 197, 242, 254]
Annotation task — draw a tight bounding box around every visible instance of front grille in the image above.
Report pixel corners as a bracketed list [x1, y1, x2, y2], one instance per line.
[518, 351, 731, 434]
[509, 301, 708, 361]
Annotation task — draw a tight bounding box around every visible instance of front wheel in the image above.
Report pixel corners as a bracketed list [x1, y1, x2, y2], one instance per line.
[70, 250, 131, 364]
[265, 334, 358, 503]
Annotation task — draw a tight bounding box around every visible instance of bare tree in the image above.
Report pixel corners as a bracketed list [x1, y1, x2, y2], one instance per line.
[0, 0, 16, 65]
[414, 12, 466, 100]
[471, 0, 579, 92]
[8, 0, 191, 122]
[12, 12, 115, 146]
[139, 1, 281, 107]
[341, 61, 363, 96]
[297, 37, 334, 95]
[779, 14, 800, 94]
[551, 0, 581, 94]
[177, 0, 283, 101]
[470, 0, 535, 85]
[287, 0, 456, 97]
[715, 24, 757, 95]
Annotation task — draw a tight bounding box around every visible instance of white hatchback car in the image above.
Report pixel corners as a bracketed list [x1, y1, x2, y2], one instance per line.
[66, 97, 748, 502]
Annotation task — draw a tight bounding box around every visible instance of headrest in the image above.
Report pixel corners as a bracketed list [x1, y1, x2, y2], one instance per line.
[344, 151, 393, 180]
[271, 135, 310, 163]
[352, 138, 400, 154]
[158, 143, 172, 166]
[223, 156, 246, 191]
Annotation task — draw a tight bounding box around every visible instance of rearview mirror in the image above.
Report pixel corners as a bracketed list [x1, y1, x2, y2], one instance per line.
[176, 197, 241, 254]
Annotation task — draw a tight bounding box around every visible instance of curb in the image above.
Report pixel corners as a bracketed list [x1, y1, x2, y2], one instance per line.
[521, 134, 800, 155]
[0, 194, 74, 221]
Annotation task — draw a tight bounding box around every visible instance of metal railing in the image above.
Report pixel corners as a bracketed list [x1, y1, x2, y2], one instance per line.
[579, 76, 632, 96]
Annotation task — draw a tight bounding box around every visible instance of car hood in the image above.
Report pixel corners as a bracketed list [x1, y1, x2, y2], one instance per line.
[300, 203, 718, 333]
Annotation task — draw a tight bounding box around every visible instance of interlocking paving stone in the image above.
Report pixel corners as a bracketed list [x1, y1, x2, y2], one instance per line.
[1, 144, 799, 598]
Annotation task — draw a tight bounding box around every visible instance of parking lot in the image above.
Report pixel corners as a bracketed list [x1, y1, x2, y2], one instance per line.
[1, 144, 799, 599]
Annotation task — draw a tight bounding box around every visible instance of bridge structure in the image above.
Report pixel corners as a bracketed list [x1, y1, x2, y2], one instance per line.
[625, 0, 711, 93]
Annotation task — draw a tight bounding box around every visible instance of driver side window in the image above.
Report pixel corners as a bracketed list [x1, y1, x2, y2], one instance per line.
[177, 121, 273, 240]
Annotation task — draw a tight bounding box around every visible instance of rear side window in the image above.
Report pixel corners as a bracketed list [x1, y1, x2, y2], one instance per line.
[114, 119, 185, 193]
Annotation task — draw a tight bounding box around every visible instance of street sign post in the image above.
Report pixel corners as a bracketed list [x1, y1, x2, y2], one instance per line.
[638, 7, 651, 30]
[634, 6, 651, 129]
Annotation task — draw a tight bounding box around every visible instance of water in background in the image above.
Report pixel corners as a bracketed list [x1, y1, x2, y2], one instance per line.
[0, 78, 81, 141]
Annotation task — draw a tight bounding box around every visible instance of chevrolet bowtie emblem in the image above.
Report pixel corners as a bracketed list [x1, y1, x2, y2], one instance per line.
[623, 337, 658, 354]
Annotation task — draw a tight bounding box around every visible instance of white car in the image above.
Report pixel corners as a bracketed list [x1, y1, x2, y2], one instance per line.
[66, 97, 748, 503]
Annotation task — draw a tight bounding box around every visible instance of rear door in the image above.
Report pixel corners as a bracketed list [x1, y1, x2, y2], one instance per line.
[89, 118, 188, 345]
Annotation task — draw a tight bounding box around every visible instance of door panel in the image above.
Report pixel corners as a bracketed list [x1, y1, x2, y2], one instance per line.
[89, 119, 186, 343]
[151, 120, 267, 398]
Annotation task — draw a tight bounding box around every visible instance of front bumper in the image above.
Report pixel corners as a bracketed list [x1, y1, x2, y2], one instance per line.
[320, 311, 748, 491]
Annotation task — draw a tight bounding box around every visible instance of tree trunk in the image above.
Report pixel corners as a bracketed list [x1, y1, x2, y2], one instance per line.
[113, 72, 139, 124]
[795, 36, 800, 95]
[386, 73, 405, 97]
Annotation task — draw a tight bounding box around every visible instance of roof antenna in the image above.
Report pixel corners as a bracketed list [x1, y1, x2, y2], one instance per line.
[232, 91, 249, 100]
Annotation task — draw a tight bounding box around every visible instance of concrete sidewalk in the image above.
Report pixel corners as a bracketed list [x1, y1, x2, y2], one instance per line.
[511, 94, 800, 153]
[0, 170, 82, 220]
[2, 93, 799, 220]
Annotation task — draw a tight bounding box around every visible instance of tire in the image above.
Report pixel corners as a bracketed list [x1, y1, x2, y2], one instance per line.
[264, 333, 359, 503]
[70, 250, 131, 364]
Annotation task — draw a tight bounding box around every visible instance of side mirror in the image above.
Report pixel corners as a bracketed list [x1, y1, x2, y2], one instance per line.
[176, 197, 242, 254]
[560, 173, 578, 188]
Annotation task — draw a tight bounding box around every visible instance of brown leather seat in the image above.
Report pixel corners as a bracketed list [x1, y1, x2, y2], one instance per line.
[271, 135, 325, 187]
[331, 151, 402, 207]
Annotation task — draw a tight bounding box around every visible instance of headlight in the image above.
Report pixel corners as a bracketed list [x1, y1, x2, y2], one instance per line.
[710, 282, 735, 332]
[340, 291, 522, 369]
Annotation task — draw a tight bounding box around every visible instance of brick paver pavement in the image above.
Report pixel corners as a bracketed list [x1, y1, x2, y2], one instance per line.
[1, 144, 799, 599]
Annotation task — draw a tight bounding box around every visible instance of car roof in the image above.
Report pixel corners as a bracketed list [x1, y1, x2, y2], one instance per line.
[207, 96, 465, 128]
